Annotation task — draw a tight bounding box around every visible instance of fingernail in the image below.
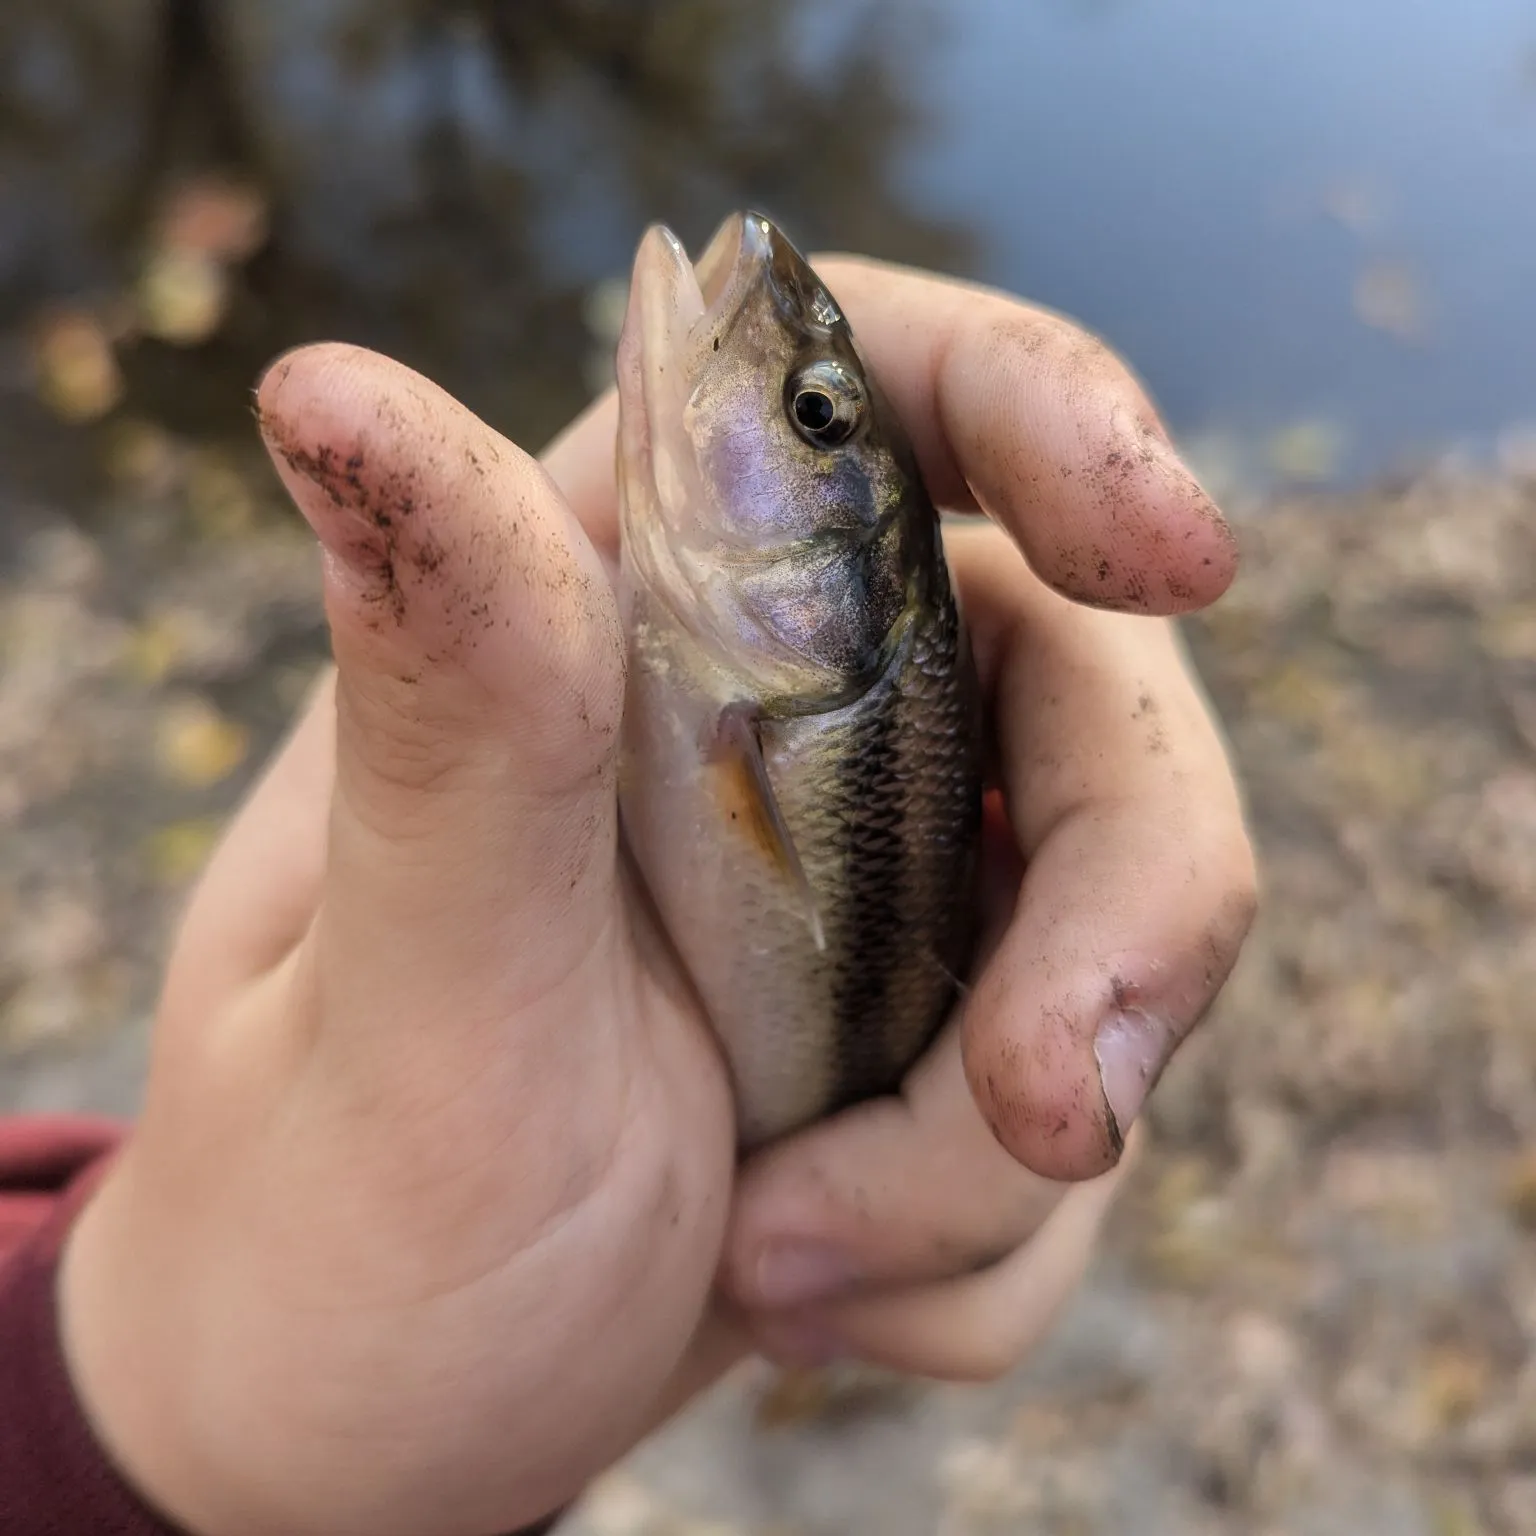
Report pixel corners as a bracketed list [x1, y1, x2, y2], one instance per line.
[754, 1317, 845, 1369]
[1094, 1008, 1179, 1152]
[753, 1242, 859, 1308]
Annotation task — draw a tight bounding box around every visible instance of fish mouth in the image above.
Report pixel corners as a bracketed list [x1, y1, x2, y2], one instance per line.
[689, 209, 840, 340]
[618, 209, 839, 418]
[617, 211, 815, 548]
[621, 210, 803, 382]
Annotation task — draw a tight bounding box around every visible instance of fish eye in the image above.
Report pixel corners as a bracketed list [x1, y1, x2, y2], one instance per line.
[787, 360, 865, 448]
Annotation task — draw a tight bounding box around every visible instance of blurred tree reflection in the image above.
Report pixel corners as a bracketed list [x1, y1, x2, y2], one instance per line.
[1, 0, 973, 454]
[0, 0, 162, 300]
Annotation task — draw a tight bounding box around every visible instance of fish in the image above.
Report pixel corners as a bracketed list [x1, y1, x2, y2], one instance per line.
[613, 210, 984, 1152]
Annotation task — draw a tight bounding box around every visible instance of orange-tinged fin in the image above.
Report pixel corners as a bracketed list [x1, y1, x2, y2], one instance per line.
[708, 702, 826, 953]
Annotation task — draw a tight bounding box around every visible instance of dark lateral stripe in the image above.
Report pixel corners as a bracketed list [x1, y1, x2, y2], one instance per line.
[887, 593, 975, 1079]
[827, 672, 909, 1113]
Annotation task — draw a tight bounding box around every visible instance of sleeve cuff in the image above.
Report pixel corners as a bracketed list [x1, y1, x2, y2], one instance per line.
[0, 1116, 572, 1535]
[0, 1129, 190, 1533]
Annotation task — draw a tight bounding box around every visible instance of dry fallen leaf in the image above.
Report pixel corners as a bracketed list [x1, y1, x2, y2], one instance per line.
[1325, 718, 1432, 813]
[1478, 603, 1536, 662]
[142, 818, 225, 884]
[1431, 1494, 1491, 1536]
[1354, 261, 1428, 343]
[138, 250, 229, 346]
[1320, 1146, 1449, 1239]
[1226, 1312, 1301, 1389]
[578, 1471, 665, 1536]
[185, 450, 256, 538]
[154, 175, 270, 265]
[936, 1436, 1035, 1527]
[103, 418, 182, 497]
[753, 1366, 835, 1429]
[155, 697, 250, 788]
[32, 310, 123, 424]
[750, 1362, 914, 1432]
[1502, 1148, 1536, 1230]
[2, 975, 83, 1047]
[121, 612, 190, 686]
[1265, 419, 1347, 484]
[1246, 657, 1351, 733]
[1417, 1344, 1493, 1430]
[1321, 175, 1389, 238]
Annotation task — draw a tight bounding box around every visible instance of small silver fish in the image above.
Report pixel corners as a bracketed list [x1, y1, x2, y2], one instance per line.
[614, 211, 984, 1151]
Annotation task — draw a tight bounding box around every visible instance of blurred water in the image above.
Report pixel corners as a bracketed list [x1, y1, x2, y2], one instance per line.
[905, 0, 1536, 489]
[1, 0, 1533, 493]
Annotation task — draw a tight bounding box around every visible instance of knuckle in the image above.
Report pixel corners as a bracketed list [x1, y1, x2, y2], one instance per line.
[343, 682, 483, 799]
[1202, 873, 1260, 994]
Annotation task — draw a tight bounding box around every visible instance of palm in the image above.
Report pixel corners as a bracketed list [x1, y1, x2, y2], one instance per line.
[139, 691, 739, 1536]
[87, 356, 744, 1536]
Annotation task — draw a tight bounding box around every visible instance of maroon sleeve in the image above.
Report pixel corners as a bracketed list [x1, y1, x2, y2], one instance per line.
[0, 1116, 569, 1535]
[0, 1114, 186, 1534]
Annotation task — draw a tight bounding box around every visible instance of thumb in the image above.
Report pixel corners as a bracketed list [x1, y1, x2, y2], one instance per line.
[253, 344, 626, 1046]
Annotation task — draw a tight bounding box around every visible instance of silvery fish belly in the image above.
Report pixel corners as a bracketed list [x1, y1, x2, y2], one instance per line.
[614, 210, 984, 1151]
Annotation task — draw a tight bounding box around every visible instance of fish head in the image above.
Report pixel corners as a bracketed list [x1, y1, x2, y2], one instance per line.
[616, 210, 936, 710]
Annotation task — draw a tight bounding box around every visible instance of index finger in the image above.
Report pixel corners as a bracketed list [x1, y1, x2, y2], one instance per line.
[540, 254, 1235, 617]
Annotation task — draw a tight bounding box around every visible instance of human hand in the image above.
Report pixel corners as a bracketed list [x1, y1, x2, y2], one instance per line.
[58, 346, 741, 1536]
[55, 253, 1254, 1536]
[548, 256, 1257, 1378]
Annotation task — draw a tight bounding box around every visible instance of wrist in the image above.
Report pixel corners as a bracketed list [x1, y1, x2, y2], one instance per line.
[56, 1150, 229, 1534]
[56, 1148, 580, 1536]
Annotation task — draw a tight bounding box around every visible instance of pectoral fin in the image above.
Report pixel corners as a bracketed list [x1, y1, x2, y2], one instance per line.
[707, 702, 826, 953]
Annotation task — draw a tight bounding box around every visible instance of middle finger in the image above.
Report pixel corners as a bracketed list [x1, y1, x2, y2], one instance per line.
[723, 1011, 1068, 1313]
[540, 254, 1235, 617]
